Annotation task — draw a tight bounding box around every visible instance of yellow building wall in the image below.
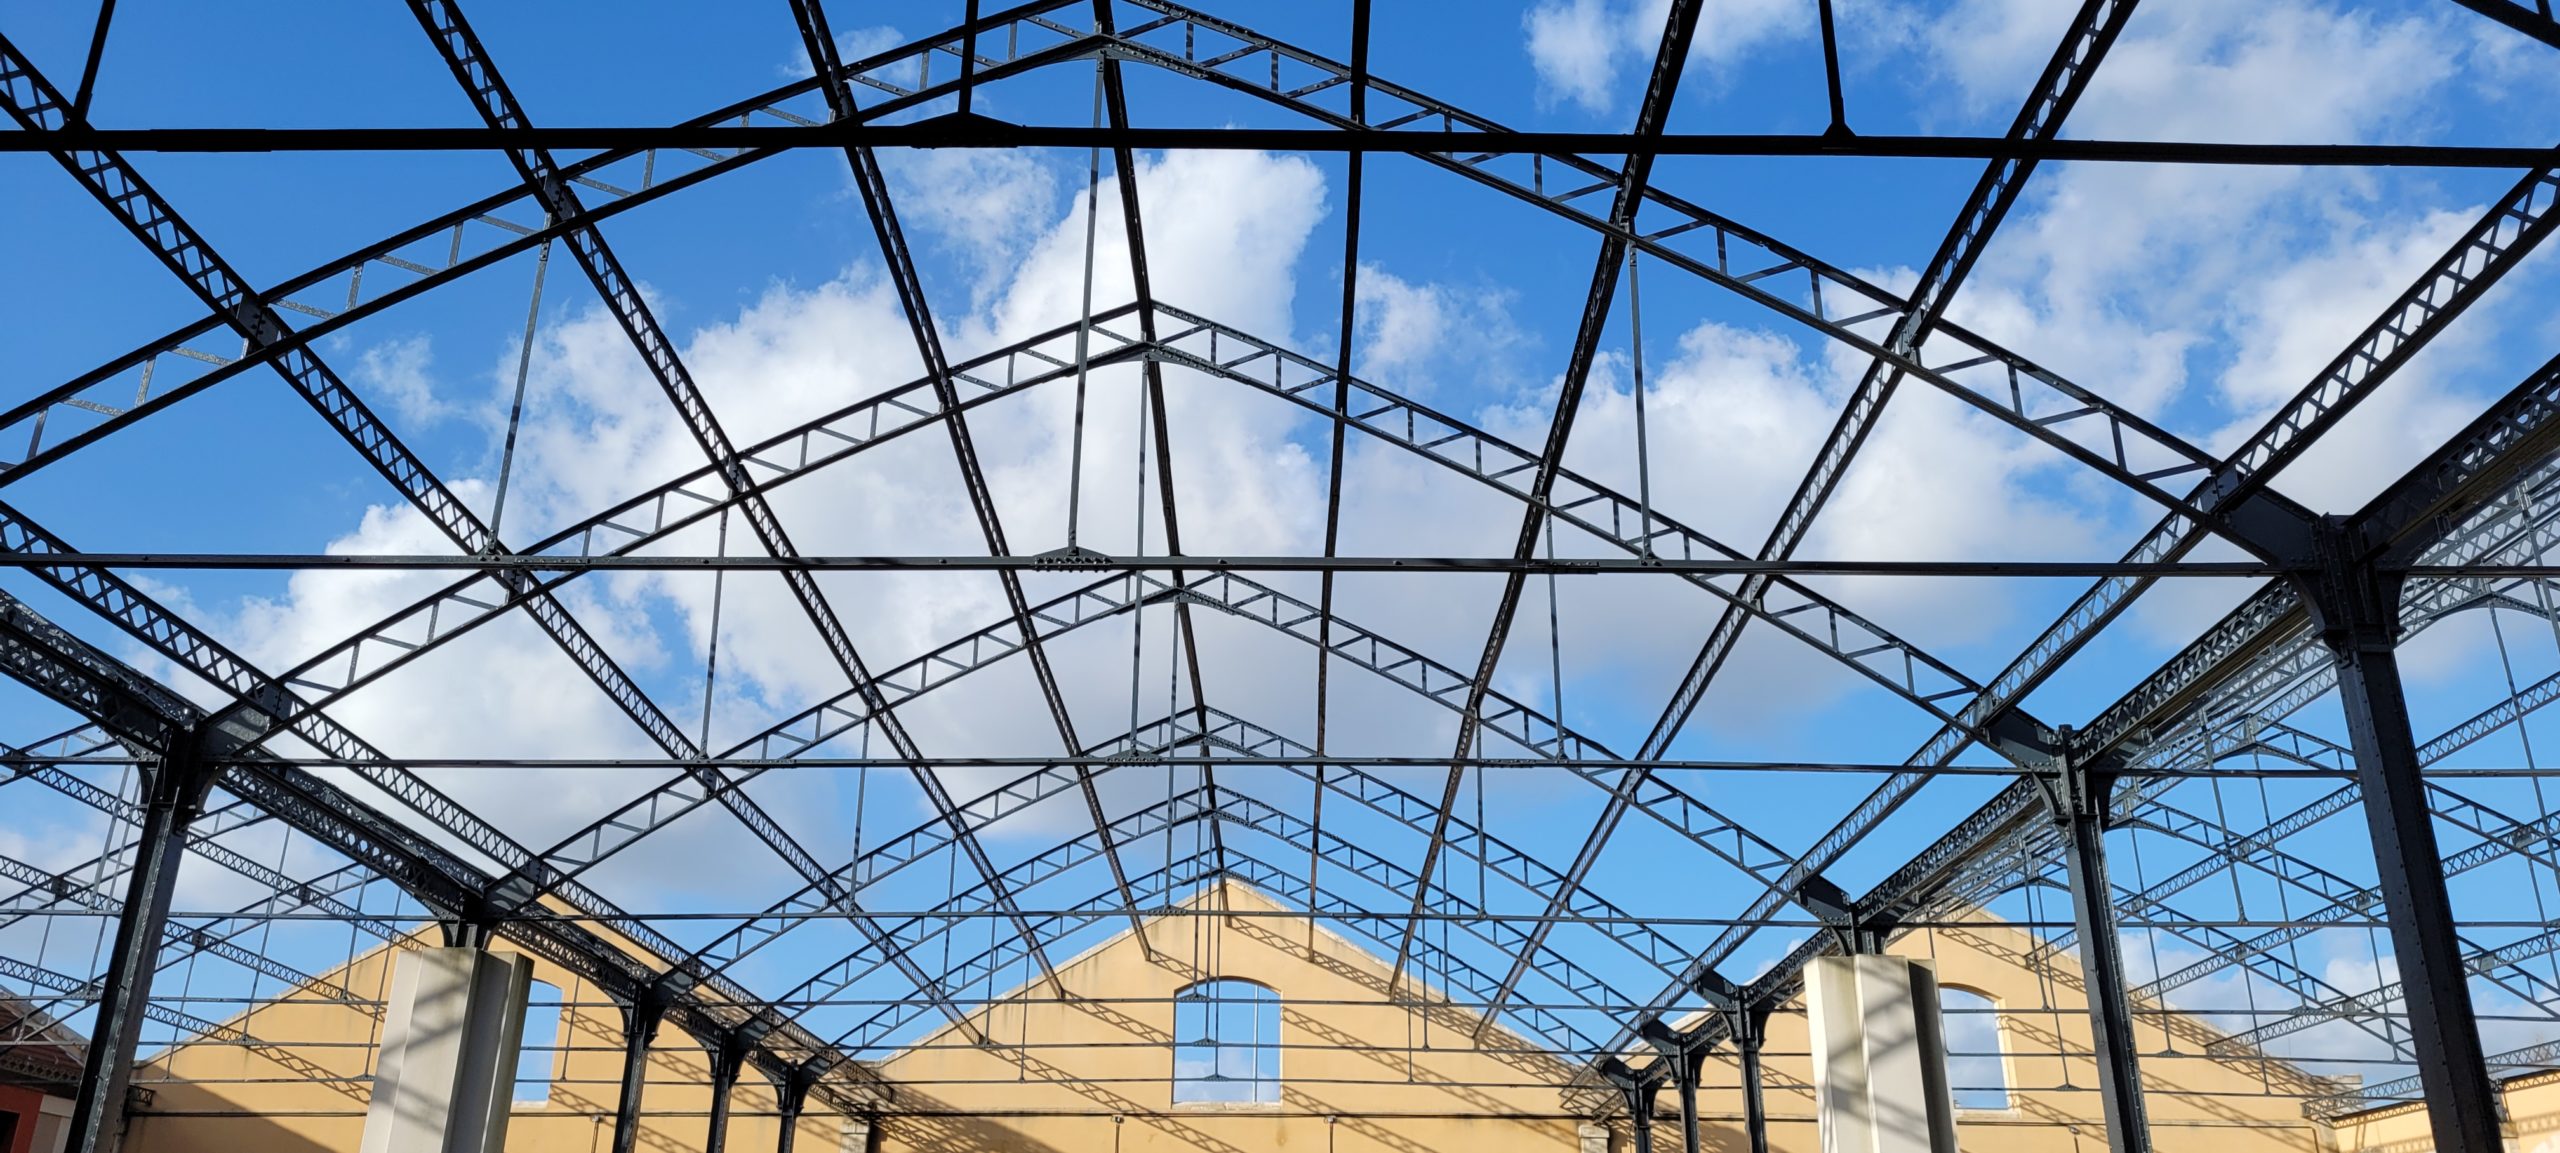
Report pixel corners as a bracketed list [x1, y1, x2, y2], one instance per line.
[866, 884, 2325, 1153]
[122, 929, 840, 1153]
[2323, 1068, 2560, 1153]
[122, 877, 2541, 1153]
[868, 880, 1591, 1153]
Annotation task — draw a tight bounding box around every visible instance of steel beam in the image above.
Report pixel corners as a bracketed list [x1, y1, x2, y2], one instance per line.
[612, 986, 671, 1153]
[0, 846, 358, 1007]
[706, 1027, 754, 1153]
[0, 592, 884, 1114]
[0, 34, 708, 795]
[1641, 0, 2141, 765]
[2044, 738, 2149, 1152]
[1710, 324, 2560, 1103]
[2301, 532, 2502, 1152]
[403, 0, 1049, 1016]
[786, 0, 1153, 950]
[16, 124, 2560, 166]
[1763, 165, 2560, 1034]
[62, 747, 213, 1153]
[1104, 5, 2250, 534]
[799, 780, 1634, 1058]
[1090, 0, 1229, 876]
[0, 7, 1100, 486]
[2445, 0, 2560, 49]
[1399, 0, 1704, 989]
[1309, 0, 1375, 920]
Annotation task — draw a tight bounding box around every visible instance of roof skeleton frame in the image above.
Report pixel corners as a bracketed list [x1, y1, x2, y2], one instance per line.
[5, 2, 2560, 1149]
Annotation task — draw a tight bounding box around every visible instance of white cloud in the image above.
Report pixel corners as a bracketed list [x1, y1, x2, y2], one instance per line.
[185, 150, 1336, 868]
[777, 24, 906, 80]
[1354, 266, 1451, 380]
[1523, 0, 1809, 114]
[356, 334, 453, 429]
[93, 2, 2560, 996]
[1524, 0, 1624, 113]
[1352, 265, 1527, 396]
[889, 148, 1061, 307]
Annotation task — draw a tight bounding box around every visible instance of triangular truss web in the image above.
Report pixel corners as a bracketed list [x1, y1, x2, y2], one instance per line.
[3, 2, 2560, 1150]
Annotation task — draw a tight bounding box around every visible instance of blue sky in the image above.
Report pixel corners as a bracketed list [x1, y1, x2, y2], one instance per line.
[6, 0, 2560, 1095]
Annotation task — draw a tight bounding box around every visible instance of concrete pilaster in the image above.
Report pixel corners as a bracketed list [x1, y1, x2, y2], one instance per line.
[1806, 955, 1957, 1153]
[360, 946, 534, 1153]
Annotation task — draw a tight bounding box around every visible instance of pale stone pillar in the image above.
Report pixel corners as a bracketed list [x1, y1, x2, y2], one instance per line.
[361, 947, 534, 1153]
[1578, 1121, 1613, 1153]
[1805, 955, 1957, 1153]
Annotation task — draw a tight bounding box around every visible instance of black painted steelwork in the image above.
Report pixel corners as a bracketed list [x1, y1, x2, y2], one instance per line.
[707, 1027, 757, 1153]
[6, 0, 2560, 1142]
[61, 747, 212, 1153]
[1600, 1056, 1666, 1153]
[2041, 732, 2152, 1153]
[612, 984, 673, 1153]
[1639, 1019, 1710, 1153]
[1697, 974, 1775, 1153]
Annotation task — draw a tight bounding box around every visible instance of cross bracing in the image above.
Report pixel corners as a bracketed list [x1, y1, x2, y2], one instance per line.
[4, 3, 2560, 1152]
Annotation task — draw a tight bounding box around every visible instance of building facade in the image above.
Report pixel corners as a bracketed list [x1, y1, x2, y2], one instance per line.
[105, 881, 2515, 1152]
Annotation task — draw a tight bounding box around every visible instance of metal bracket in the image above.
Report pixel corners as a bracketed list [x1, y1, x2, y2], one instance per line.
[150, 736, 221, 824]
[2032, 725, 2121, 831]
[2293, 514, 2406, 656]
[1792, 873, 1896, 954]
[1692, 969, 1775, 1045]
[436, 915, 495, 950]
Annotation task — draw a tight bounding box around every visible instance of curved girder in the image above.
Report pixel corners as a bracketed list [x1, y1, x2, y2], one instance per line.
[0, 3, 1103, 484]
[10, 0, 2549, 1096]
[0, 43, 900, 1069]
[0, 14, 2023, 1032]
[804, 836, 1607, 1068]
[804, 786, 1621, 1062]
[856, 842, 1610, 1068]
[688, 705, 1693, 1006]
[760, 774, 1624, 1060]
[1860, 462, 2560, 941]
[1100, 4, 2250, 527]
[737, 706, 1682, 1035]
[1144, 307, 1984, 722]
[193, 305, 1839, 934]
[7, 12, 1995, 760]
[723, 562, 1802, 903]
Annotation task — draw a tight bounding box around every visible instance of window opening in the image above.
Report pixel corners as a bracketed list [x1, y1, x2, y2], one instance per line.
[1173, 978, 1280, 1104]
[1940, 986, 2008, 1111]
[514, 979, 563, 1104]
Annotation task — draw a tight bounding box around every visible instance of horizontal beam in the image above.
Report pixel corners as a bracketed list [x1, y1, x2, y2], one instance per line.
[9, 125, 2558, 167]
[27, 553, 2542, 577]
[130, 753, 2370, 776]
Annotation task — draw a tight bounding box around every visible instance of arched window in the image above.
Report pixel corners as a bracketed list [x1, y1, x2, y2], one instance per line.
[1939, 986, 2008, 1111]
[513, 979, 563, 1104]
[1172, 979, 1280, 1104]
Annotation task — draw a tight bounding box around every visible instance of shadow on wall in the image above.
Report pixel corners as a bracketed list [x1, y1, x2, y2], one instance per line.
[867, 904, 1592, 1153]
[121, 1102, 339, 1153]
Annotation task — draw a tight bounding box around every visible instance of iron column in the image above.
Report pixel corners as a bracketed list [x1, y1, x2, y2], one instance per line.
[610, 985, 670, 1153]
[63, 746, 210, 1153]
[2301, 525, 2504, 1152]
[773, 1062, 820, 1153]
[1640, 1019, 1709, 1153]
[1601, 1057, 1664, 1153]
[2047, 729, 2152, 1152]
[1701, 972, 1775, 1153]
[706, 1027, 754, 1153]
